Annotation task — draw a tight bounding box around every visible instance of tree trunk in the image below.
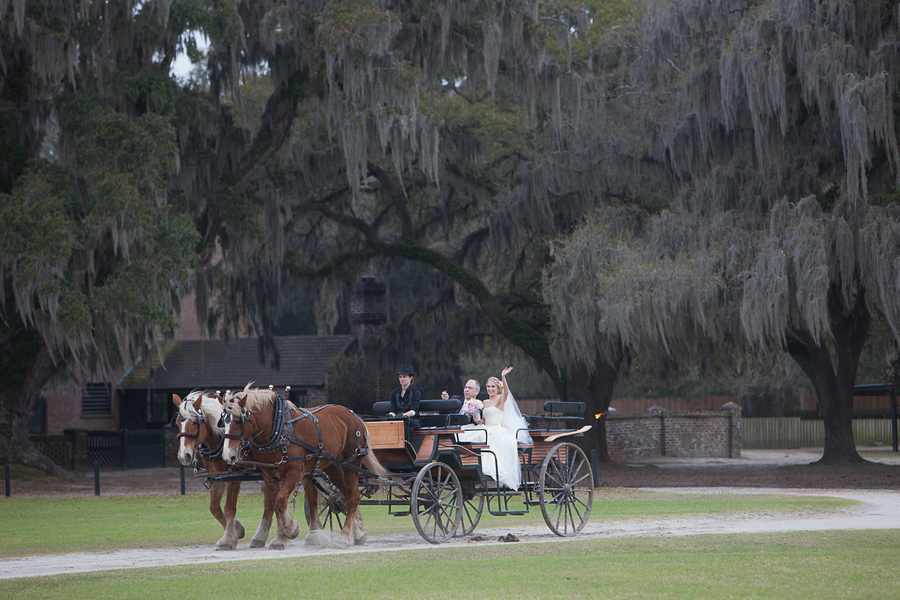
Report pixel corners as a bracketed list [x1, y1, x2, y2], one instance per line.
[565, 350, 622, 463]
[786, 290, 869, 464]
[0, 324, 74, 478]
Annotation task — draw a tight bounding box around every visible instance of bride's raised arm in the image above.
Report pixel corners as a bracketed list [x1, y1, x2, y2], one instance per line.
[499, 366, 513, 409]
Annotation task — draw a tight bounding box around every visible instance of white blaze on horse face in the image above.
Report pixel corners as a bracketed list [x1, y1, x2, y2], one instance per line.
[222, 413, 239, 464]
[177, 417, 192, 465]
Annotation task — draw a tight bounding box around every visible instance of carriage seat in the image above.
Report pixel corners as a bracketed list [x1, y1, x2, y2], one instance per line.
[529, 401, 586, 430]
[372, 398, 469, 427]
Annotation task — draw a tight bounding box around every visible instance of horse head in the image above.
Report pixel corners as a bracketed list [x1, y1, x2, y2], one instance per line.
[173, 391, 204, 466]
[221, 390, 252, 465]
[221, 384, 281, 465]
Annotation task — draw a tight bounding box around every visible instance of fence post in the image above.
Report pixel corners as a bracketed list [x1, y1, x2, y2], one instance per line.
[94, 461, 100, 496]
[180, 465, 186, 495]
[659, 413, 666, 457]
[122, 430, 128, 469]
[892, 387, 898, 453]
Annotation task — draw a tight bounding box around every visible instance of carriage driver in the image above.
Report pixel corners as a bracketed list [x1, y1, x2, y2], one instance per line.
[388, 364, 422, 440]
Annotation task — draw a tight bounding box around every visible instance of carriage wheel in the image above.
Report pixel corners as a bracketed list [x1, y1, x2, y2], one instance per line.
[455, 488, 484, 537]
[303, 494, 344, 534]
[538, 442, 594, 536]
[411, 462, 463, 544]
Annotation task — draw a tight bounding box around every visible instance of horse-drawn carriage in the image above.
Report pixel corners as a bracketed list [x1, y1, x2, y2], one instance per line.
[174, 387, 593, 548]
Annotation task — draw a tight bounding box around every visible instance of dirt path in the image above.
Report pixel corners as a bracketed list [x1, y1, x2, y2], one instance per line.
[2, 487, 898, 580]
[3, 449, 900, 580]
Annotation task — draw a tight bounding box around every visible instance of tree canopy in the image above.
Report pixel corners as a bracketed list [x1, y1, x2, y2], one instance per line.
[2, 0, 899, 471]
[543, 0, 900, 463]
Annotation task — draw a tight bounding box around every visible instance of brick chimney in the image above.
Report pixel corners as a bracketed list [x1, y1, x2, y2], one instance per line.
[350, 277, 386, 339]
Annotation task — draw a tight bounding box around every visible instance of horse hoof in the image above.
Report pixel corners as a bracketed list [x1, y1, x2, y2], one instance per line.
[215, 544, 236, 551]
[268, 541, 286, 550]
[249, 539, 266, 548]
[235, 521, 246, 540]
[287, 523, 301, 539]
[354, 534, 367, 546]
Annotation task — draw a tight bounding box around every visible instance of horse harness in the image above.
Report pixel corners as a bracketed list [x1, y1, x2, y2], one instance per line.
[222, 393, 371, 481]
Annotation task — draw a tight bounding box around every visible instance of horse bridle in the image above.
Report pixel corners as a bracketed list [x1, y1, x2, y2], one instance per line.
[221, 402, 249, 441]
[220, 397, 254, 465]
[175, 406, 202, 441]
[176, 405, 225, 461]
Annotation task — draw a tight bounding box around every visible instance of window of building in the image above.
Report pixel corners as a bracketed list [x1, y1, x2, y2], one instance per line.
[149, 391, 171, 425]
[290, 389, 308, 408]
[82, 383, 112, 415]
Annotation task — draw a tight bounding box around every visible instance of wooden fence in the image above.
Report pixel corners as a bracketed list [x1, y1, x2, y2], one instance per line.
[743, 417, 896, 449]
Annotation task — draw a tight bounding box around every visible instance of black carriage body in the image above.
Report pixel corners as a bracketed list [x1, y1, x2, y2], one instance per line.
[360, 399, 594, 541]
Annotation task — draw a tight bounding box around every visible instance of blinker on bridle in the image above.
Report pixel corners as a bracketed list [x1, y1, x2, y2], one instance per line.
[221, 399, 251, 441]
[175, 408, 202, 440]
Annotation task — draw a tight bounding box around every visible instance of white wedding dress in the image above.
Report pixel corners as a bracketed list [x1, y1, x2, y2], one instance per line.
[458, 406, 522, 490]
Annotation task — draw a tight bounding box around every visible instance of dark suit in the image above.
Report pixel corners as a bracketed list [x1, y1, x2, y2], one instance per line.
[390, 385, 422, 439]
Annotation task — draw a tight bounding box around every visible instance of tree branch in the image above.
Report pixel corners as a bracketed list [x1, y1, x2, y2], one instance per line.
[200, 68, 317, 267]
[368, 161, 415, 238]
[293, 197, 379, 246]
[380, 240, 559, 384]
[452, 227, 490, 263]
[285, 247, 379, 279]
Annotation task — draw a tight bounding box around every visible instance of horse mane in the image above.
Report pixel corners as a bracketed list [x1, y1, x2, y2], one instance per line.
[179, 390, 226, 434]
[228, 383, 297, 414]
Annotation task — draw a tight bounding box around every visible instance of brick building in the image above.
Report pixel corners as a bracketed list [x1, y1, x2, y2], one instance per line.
[31, 277, 390, 436]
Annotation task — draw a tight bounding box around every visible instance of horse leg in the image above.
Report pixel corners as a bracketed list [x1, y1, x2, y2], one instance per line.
[349, 467, 370, 545]
[351, 510, 367, 546]
[268, 470, 302, 550]
[334, 470, 363, 548]
[216, 481, 245, 550]
[250, 478, 277, 548]
[208, 482, 227, 531]
[303, 479, 325, 546]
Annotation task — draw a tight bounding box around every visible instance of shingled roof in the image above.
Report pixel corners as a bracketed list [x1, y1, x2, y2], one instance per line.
[118, 335, 356, 390]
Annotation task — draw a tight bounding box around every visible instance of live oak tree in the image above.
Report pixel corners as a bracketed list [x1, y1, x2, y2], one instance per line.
[543, 0, 900, 464]
[0, 0, 263, 473]
[263, 0, 638, 460]
[8, 0, 890, 474]
[0, 0, 631, 471]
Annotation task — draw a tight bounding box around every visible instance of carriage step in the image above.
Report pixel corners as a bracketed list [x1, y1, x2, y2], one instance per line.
[488, 510, 528, 516]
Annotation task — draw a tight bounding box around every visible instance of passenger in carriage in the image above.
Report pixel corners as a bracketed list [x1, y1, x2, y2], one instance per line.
[441, 378, 480, 403]
[454, 366, 532, 490]
[388, 364, 422, 440]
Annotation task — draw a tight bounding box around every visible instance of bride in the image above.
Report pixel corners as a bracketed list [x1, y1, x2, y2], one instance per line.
[458, 366, 532, 490]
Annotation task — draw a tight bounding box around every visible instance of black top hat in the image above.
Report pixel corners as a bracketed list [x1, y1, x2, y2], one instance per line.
[396, 364, 415, 376]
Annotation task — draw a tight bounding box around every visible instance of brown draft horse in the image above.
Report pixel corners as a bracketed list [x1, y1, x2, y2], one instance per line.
[221, 384, 388, 549]
[173, 390, 279, 550]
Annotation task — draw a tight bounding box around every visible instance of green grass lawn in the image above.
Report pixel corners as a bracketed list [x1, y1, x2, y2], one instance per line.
[0, 488, 853, 557]
[2, 530, 898, 599]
